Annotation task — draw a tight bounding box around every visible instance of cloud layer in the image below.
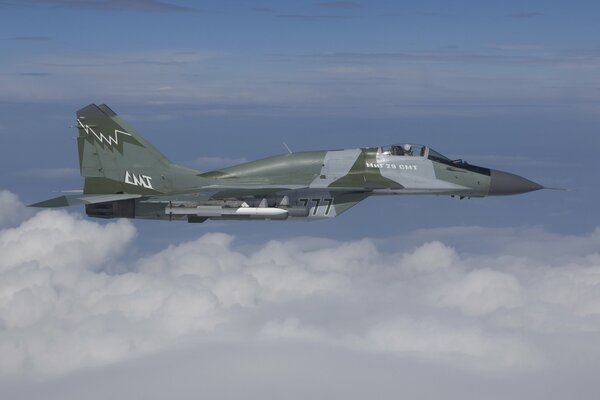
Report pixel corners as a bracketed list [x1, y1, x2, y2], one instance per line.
[1, 190, 600, 385]
[4, 44, 600, 117]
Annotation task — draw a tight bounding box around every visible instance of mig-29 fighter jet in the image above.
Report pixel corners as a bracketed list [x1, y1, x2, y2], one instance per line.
[30, 104, 544, 222]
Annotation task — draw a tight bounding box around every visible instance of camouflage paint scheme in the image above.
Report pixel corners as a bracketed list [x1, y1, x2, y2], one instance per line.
[30, 104, 543, 222]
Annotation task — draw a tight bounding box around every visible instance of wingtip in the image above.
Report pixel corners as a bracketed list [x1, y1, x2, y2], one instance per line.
[27, 196, 70, 208]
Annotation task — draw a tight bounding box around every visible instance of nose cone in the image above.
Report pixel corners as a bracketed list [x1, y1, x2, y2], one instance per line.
[489, 169, 543, 196]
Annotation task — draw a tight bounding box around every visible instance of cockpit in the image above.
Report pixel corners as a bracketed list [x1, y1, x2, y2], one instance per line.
[380, 143, 428, 157]
[379, 144, 465, 165]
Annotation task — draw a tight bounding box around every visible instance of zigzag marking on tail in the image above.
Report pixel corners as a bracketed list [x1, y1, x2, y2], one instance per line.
[77, 118, 132, 147]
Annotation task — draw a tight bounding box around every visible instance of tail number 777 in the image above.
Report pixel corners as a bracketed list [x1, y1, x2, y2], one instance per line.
[299, 198, 334, 216]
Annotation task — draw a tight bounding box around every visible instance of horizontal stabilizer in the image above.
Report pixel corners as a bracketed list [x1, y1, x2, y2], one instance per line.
[29, 193, 142, 208]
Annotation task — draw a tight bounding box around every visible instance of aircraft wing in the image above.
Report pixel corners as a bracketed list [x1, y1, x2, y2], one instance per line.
[29, 185, 371, 208]
[29, 193, 143, 208]
[142, 184, 372, 203]
[29, 185, 372, 221]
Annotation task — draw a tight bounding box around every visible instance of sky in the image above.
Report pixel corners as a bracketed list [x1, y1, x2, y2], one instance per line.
[1, 1, 600, 399]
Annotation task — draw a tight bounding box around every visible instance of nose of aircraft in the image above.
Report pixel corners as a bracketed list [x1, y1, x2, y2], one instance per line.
[489, 169, 543, 196]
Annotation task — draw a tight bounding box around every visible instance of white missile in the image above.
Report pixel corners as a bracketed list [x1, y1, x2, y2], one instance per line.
[166, 205, 288, 218]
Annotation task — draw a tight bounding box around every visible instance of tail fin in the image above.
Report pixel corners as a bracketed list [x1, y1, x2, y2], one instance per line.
[76, 104, 196, 195]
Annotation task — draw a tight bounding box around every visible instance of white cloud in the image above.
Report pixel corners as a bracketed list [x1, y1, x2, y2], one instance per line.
[0, 210, 135, 272]
[261, 317, 326, 342]
[0, 190, 33, 228]
[431, 268, 524, 316]
[399, 240, 457, 273]
[1, 191, 600, 398]
[349, 317, 538, 370]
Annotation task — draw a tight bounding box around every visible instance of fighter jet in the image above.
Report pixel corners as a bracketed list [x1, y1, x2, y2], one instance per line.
[30, 104, 544, 222]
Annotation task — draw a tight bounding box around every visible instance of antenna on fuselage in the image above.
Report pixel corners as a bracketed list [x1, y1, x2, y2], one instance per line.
[283, 142, 293, 154]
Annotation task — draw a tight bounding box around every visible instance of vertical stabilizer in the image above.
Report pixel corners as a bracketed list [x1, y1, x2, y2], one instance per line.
[76, 104, 197, 194]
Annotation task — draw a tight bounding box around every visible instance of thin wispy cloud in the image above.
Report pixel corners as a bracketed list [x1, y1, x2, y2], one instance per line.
[3, 36, 52, 41]
[488, 43, 544, 51]
[0, 1, 26, 8]
[309, 48, 600, 67]
[315, 1, 360, 9]
[18, 72, 50, 76]
[276, 14, 353, 20]
[251, 7, 275, 13]
[37, 59, 191, 67]
[379, 10, 444, 18]
[25, 0, 195, 13]
[414, 10, 442, 17]
[29, 50, 207, 68]
[2, 44, 599, 119]
[13, 167, 79, 179]
[192, 156, 249, 170]
[509, 11, 544, 19]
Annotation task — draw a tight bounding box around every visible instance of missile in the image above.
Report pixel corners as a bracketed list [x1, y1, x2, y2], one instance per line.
[166, 205, 288, 219]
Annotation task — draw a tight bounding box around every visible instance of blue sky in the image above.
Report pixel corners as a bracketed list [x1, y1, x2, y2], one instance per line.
[1, 0, 599, 244]
[0, 0, 598, 249]
[2, 1, 600, 399]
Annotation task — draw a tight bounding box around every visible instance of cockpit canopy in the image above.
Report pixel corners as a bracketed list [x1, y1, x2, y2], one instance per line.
[381, 143, 427, 157]
[380, 143, 458, 164]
